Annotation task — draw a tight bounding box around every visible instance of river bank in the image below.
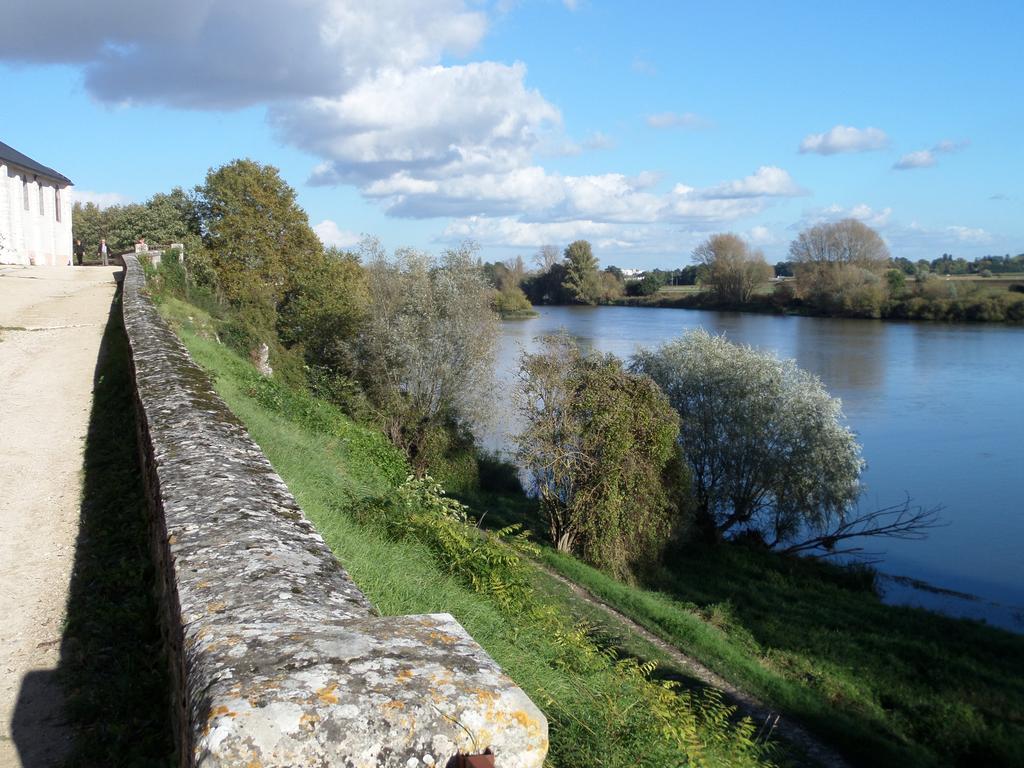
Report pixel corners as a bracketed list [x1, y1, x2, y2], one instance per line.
[606, 286, 1024, 325]
[487, 304, 1024, 628]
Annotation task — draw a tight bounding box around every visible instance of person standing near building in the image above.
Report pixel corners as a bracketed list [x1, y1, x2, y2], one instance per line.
[73, 239, 85, 266]
[97, 238, 109, 266]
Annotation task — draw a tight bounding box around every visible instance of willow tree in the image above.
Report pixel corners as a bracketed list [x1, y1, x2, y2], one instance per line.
[355, 239, 499, 469]
[515, 335, 680, 578]
[632, 330, 938, 555]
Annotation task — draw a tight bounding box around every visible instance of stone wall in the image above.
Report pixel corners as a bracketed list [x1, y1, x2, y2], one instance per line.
[120, 255, 548, 768]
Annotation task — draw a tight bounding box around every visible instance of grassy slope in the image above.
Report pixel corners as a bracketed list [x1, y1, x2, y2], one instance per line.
[156, 297, 773, 768]
[541, 546, 1024, 768]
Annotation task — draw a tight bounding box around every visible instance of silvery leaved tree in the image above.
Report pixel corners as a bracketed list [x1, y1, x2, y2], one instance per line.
[355, 238, 499, 470]
[631, 330, 939, 557]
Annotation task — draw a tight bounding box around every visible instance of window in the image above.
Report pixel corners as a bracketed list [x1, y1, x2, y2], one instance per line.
[22, 176, 29, 211]
[39, 182, 45, 215]
[55, 188, 62, 222]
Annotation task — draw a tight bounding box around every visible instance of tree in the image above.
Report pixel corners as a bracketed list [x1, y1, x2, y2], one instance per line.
[692, 233, 772, 304]
[789, 219, 891, 315]
[562, 239, 602, 304]
[533, 244, 561, 272]
[194, 159, 322, 308]
[355, 239, 499, 468]
[277, 246, 368, 376]
[631, 330, 938, 554]
[515, 335, 680, 577]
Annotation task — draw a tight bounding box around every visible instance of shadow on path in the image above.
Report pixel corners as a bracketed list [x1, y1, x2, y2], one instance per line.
[12, 274, 174, 766]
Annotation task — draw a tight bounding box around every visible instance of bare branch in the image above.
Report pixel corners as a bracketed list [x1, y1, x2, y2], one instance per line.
[779, 497, 944, 558]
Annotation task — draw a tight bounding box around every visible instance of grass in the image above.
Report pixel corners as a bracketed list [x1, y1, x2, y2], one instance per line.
[539, 544, 1024, 768]
[59, 280, 174, 766]
[155, 296, 775, 768]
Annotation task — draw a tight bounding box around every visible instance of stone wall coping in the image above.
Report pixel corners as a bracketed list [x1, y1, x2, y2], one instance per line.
[120, 255, 548, 767]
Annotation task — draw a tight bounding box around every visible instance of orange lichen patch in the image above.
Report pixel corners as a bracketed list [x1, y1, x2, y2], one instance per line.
[396, 668, 415, 683]
[246, 760, 262, 768]
[383, 699, 406, 711]
[316, 682, 340, 705]
[509, 710, 546, 738]
[428, 631, 459, 645]
[299, 713, 320, 732]
[207, 601, 227, 614]
[195, 580, 211, 589]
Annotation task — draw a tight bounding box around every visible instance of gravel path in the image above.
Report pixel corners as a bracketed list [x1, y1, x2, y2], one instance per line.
[0, 265, 119, 768]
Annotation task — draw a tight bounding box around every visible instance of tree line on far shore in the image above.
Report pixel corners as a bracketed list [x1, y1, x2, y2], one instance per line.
[479, 222, 1024, 323]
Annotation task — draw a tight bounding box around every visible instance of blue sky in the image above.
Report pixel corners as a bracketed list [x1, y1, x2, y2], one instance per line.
[2, 0, 1021, 268]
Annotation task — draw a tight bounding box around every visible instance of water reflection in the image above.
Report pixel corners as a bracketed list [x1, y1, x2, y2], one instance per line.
[794, 318, 887, 393]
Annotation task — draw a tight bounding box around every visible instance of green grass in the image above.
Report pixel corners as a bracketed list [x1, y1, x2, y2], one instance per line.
[155, 296, 774, 768]
[60, 282, 173, 766]
[540, 545, 1024, 768]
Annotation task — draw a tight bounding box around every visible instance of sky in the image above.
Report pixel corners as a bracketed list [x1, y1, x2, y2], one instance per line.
[2, 0, 1021, 269]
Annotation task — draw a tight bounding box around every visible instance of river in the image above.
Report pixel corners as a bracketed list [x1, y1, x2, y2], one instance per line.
[483, 306, 1024, 632]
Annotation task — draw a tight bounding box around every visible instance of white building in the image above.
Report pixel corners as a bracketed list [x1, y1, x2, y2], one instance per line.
[0, 141, 73, 266]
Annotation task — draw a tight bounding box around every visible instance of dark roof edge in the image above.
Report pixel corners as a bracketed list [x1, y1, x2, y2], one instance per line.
[0, 140, 73, 186]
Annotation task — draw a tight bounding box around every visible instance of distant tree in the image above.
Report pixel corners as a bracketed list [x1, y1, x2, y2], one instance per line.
[632, 330, 938, 555]
[693, 233, 772, 304]
[522, 261, 571, 305]
[632, 271, 667, 296]
[885, 269, 907, 296]
[598, 269, 625, 301]
[562, 239, 602, 304]
[356, 239, 499, 468]
[72, 201, 104, 253]
[515, 335, 680, 577]
[789, 220, 891, 315]
[892, 256, 916, 276]
[773, 261, 794, 278]
[677, 264, 701, 285]
[533, 244, 561, 272]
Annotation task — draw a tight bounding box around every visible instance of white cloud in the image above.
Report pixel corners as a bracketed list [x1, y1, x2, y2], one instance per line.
[893, 150, 935, 170]
[0, 0, 487, 108]
[796, 203, 893, 230]
[701, 166, 806, 199]
[946, 225, 991, 244]
[68, 189, 132, 209]
[893, 139, 968, 171]
[582, 131, 615, 150]
[747, 225, 780, 247]
[271, 61, 561, 186]
[646, 112, 710, 129]
[799, 125, 889, 155]
[313, 220, 362, 249]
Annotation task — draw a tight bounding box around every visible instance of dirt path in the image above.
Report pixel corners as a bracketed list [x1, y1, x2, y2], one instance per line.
[543, 567, 853, 768]
[0, 265, 119, 768]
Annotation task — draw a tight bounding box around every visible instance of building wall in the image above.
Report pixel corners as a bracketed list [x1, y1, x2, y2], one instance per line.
[0, 161, 73, 266]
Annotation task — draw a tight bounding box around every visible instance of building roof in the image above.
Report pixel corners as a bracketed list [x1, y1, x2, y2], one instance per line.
[0, 140, 72, 186]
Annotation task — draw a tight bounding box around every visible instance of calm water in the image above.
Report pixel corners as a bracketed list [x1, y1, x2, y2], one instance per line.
[484, 306, 1024, 631]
